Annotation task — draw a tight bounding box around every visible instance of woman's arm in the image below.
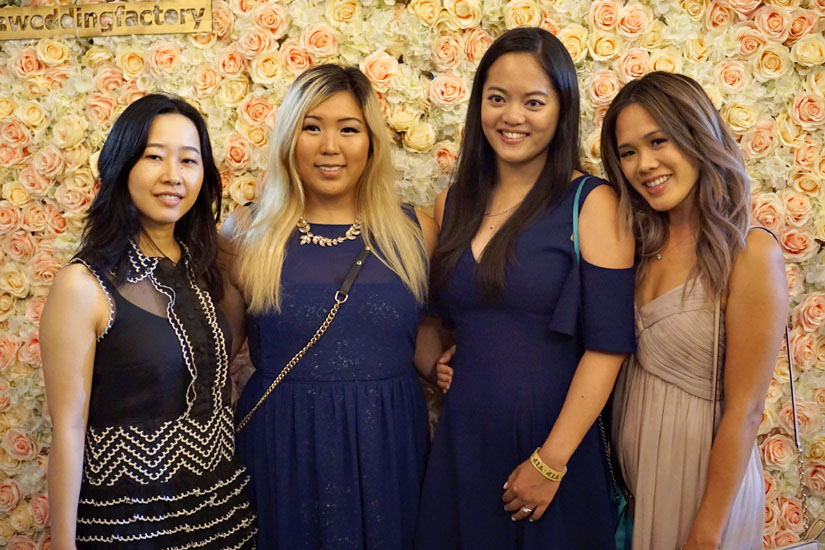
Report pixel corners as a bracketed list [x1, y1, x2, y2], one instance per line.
[41, 264, 109, 550]
[503, 184, 634, 521]
[683, 229, 787, 550]
[218, 207, 251, 359]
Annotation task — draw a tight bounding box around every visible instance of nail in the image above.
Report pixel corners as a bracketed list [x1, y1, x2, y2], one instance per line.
[503, 482, 509, 489]
[511, 516, 517, 521]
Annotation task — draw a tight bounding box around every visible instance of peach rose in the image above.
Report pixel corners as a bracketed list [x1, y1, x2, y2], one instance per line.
[751, 192, 786, 232]
[64, 143, 90, 172]
[735, 22, 768, 58]
[650, 47, 682, 73]
[432, 34, 465, 71]
[2, 429, 37, 461]
[255, 2, 289, 38]
[594, 104, 609, 127]
[301, 23, 339, 59]
[617, 2, 652, 38]
[789, 330, 816, 369]
[237, 28, 275, 59]
[211, 2, 234, 41]
[0, 334, 20, 369]
[807, 69, 825, 99]
[639, 20, 666, 49]
[740, 121, 777, 159]
[752, 43, 793, 82]
[721, 102, 758, 134]
[760, 432, 797, 470]
[444, 0, 482, 29]
[790, 34, 825, 67]
[223, 134, 251, 172]
[146, 42, 180, 76]
[779, 401, 820, 438]
[17, 329, 41, 365]
[239, 123, 268, 149]
[118, 79, 146, 106]
[589, 71, 621, 106]
[589, 0, 620, 31]
[504, 0, 541, 29]
[464, 28, 493, 63]
[231, 0, 262, 15]
[0, 202, 21, 235]
[39, 535, 50, 550]
[0, 479, 21, 515]
[189, 33, 217, 49]
[715, 60, 751, 94]
[403, 121, 436, 152]
[804, 464, 825, 496]
[705, 0, 737, 29]
[587, 32, 623, 62]
[239, 96, 273, 127]
[46, 205, 67, 236]
[679, 0, 708, 21]
[0, 145, 27, 169]
[780, 226, 819, 261]
[0, 293, 15, 323]
[728, 0, 762, 17]
[28, 150, 57, 187]
[557, 25, 588, 65]
[786, 9, 820, 45]
[19, 169, 51, 202]
[249, 51, 284, 85]
[763, 470, 778, 500]
[776, 112, 805, 148]
[790, 93, 825, 130]
[779, 496, 805, 534]
[791, 170, 822, 198]
[795, 292, 825, 332]
[360, 50, 398, 93]
[54, 186, 92, 216]
[753, 5, 792, 42]
[219, 77, 251, 108]
[778, 188, 812, 226]
[116, 48, 144, 80]
[85, 93, 116, 126]
[765, 377, 783, 404]
[3, 231, 36, 263]
[6, 535, 35, 550]
[216, 45, 247, 76]
[229, 174, 256, 205]
[35, 38, 69, 66]
[614, 48, 651, 84]
[433, 140, 459, 174]
[21, 203, 49, 233]
[193, 64, 223, 98]
[429, 72, 470, 110]
[816, 155, 825, 181]
[539, 10, 563, 36]
[683, 36, 710, 62]
[765, 498, 781, 534]
[410, 0, 440, 27]
[0, 118, 31, 148]
[281, 40, 314, 75]
[25, 296, 45, 324]
[10, 48, 44, 79]
[325, 0, 359, 27]
[811, 0, 825, 16]
[30, 494, 48, 530]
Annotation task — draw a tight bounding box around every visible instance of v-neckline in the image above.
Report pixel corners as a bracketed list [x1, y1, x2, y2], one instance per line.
[635, 281, 687, 311]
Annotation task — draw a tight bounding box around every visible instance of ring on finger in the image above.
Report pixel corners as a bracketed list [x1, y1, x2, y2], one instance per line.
[521, 506, 533, 514]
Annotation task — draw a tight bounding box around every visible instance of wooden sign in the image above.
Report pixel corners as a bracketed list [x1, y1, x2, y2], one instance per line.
[0, 0, 212, 40]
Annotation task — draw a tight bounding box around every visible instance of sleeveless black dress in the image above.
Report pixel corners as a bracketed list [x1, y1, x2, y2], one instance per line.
[73, 242, 256, 549]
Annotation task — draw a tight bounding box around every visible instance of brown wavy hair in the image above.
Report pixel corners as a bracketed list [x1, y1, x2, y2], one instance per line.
[600, 71, 750, 297]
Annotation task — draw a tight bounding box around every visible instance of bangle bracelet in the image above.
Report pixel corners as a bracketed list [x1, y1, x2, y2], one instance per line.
[529, 448, 566, 482]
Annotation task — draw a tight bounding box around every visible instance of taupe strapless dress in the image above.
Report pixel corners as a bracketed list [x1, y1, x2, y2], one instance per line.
[613, 280, 764, 550]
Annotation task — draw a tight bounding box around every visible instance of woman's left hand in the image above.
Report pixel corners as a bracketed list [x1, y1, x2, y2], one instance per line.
[501, 458, 560, 522]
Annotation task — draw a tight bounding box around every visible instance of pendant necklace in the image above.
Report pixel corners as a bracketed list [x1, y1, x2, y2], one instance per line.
[297, 217, 361, 246]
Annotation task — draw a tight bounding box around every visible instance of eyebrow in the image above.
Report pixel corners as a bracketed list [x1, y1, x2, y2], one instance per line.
[304, 115, 365, 124]
[617, 130, 663, 150]
[146, 143, 201, 154]
[486, 86, 548, 97]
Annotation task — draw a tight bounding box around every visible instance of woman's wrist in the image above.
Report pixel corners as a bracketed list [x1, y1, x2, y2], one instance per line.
[536, 445, 569, 473]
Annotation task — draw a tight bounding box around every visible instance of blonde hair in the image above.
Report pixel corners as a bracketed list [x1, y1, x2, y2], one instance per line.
[234, 65, 428, 313]
[600, 72, 750, 297]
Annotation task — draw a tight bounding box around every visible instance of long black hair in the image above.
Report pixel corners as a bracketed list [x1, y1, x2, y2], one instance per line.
[431, 27, 583, 302]
[76, 93, 223, 297]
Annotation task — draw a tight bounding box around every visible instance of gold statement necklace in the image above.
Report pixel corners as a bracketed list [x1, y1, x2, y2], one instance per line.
[297, 217, 361, 246]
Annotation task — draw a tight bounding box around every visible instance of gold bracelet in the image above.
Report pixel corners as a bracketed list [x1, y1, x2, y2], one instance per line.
[529, 448, 566, 482]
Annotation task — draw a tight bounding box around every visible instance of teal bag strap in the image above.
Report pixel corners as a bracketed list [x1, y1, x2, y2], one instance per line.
[572, 176, 590, 262]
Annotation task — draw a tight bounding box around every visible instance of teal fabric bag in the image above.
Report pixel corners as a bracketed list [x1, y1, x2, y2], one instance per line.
[572, 176, 634, 550]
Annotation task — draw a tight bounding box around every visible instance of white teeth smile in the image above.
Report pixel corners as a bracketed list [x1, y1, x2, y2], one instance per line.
[318, 165, 343, 173]
[157, 194, 181, 200]
[645, 175, 670, 188]
[501, 131, 527, 139]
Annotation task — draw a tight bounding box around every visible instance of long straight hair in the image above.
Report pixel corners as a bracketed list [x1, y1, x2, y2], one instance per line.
[600, 72, 750, 297]
[234, 65, 428, 313]
[431, 27, 583, 302]
[77, 93, 223, 296]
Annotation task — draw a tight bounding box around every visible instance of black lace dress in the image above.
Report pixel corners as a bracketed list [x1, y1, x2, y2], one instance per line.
[73, 243, 256, 549]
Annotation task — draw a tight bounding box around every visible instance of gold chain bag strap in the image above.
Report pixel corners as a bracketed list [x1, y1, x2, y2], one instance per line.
[710, 300, 825, 549]
[236, 245, 372, 434]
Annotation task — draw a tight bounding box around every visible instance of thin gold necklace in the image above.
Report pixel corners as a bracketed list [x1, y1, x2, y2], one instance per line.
[483, 200, 523, 217]
[297, 217, 361, 246]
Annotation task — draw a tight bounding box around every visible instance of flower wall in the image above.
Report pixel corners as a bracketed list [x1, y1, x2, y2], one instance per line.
[0, 0, 824, 547]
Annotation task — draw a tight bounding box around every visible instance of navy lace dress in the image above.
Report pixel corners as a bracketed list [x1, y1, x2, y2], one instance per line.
[236, 220, 430, 550]
[415, 176, 636, 549]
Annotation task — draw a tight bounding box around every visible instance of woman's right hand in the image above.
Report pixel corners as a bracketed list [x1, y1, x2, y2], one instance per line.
[436, 345, 455, 393]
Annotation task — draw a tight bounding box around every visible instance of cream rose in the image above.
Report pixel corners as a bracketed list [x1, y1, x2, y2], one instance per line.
[752, 42, 793, 82]
[650, 48, 682, 73]
[301, 23, 339, 59]
[229, 174, 256, 205]
[639, 20, 665, 49]
[683, 36, 710, 63]
[790, 93, 825, 130]
[403, 121, 436, 152]
[776, 112, 804, 148]
[387, 104, 422, 132]
[790, 34, 825, 67]
[410, 0, 441, 27]
[219, 77, 251, 108]
[35, 38, 69, 66]
[2, 182, 30, 208]
[325, 0, 359, 27]
[679, 0, 708, 21]
[504, 0, 541, 29]
[721, 102, 759, 134]
[249, 52, 284, 85]
[791, 170, 822, 198]
[806, 69, 825, 99]
[83, 45, 114, 69]
[9, 502, 33, 535]
[429, 73, 470, 110]
[589, 0, 620, 31]
[239, 123, 268, 149]
[614, 48, 651, 84]
[432, 34, 465, 71]
[587, 32, 623, 62]
[0, 97, 15, 119]
[444, 0, 482, 29]
[714, 60, 751, 94]
[557, 25, 588, 65]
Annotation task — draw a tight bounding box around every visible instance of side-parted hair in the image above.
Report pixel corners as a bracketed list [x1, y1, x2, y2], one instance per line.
[77, 93, 223, 297]
[234, 64, 428, 313]
[600, 71, 750, 297]
[431, 27, 583, 302]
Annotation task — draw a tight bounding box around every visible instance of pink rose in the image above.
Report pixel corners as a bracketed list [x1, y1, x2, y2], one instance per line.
[0, 479, 22, 514]
[433, 140, 459, 175]
[211, 2, 234, 41]
[94, 64, 126, 94]
[27, 251, 61, 289]
[3, 231, 36, 263]
[193, 65, 223, 98]
[778, 188, 812, 227]
[714, 60, 751, 94]
[774, 529, 801, 547]
[751, 193, 786, 233]
[432, 34, 465, 71]
[735, 22, 767, 58]
[360, 50, 398, 93]
[779, 401, 820, 438]
[539, 11, 562, 35]
[753, 5, 792, 43]
[280, 40, 314, 75]
[429, 73, 470, 110]
[0, 144, 27, 168]
[237, 28, 275, 59]
[118, 79, 146, 106]
[790, 93, 825, 130]
[147, 42, 181, 76]
[789, 330, 816, 370]
[223, 134, 251, 172]
[464, 28, 493, 63]
[0, 118, 31, 148]
[705, 1, 737, 29]
[786, 9, 820, 45]
[589, 0, 620, 31]
[760, 432, 797, 471]
[254, 3, 288, 39]
[617, 2, 652, 39]
[795, 292, 825, 332]
[85, 93, 116, 126]
[614, 48, 650, 84]
[805, 464, 825, 496]
[21, 203, 49, 233]
[25, 296, 45, 324]
[19, 167, 52, 198]
[2, 429, 38, 461]
[0, 335, 20, 369]
[301, 23, 339, 59]
[38, 535, 50, 550]
[779, 496, 805, 534]
[46, 204, 67, 236]
[779, 227, 819, 262]
[30, 494, 48, 529]
[10, 48, 44, 79]
[0, 202, 22, 235]
[216, 45, 247, 76]
[764, 470, 779, 501]
[7, 535, 36, 550]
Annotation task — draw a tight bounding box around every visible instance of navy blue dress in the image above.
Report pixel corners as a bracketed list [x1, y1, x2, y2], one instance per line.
[416, 176, 635, 549]
[236, 220, 430, 550]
